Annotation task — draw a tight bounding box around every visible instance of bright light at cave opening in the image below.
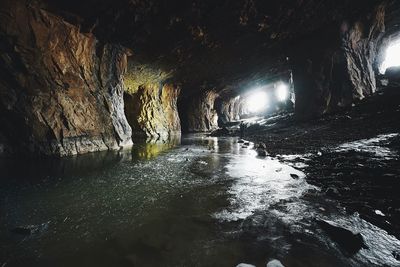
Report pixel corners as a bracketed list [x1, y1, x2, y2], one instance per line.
[276, 83, 289, 102]
[380, 39, 400, 74]
[246, 91, 269, 113]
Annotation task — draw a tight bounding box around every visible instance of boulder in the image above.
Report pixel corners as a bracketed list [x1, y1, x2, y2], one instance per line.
[266, 259, 285, 267]
[236, 264, 256, 267]
[257, 148, 267, 157]
[317, 219, 368, 255]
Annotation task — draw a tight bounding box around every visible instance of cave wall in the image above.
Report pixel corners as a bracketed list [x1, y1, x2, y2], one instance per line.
[215, 96, 244, 126]
[342, 4, 385, 99]
[124, 84, 181, 141]
[180, 91, 219, 132]
[0, 0, 132, 156]
[291, 3, 386, 119]
[123, 60, 181, 140]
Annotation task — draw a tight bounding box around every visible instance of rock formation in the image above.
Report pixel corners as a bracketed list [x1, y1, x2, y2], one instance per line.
[180, 91, 219, 132]
[215, 96, 244, 126]
[342, 4, 386, 99]
[0, 0, 398, 156]
[0, 0, 132, 156]
[124, 84, 181, 141]
[291, 3, 386, 119]
[123, 60, 181, 140]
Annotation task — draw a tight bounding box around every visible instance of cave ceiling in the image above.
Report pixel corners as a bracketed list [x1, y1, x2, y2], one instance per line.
[42, 0, 389, 98]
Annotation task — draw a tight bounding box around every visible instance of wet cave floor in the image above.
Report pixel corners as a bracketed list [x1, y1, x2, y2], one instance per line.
[245, 86, 400, 239]
[0, 89, 400, 267]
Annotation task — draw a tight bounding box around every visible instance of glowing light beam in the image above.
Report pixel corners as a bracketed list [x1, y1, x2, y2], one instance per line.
[276, 83, 289, 102]
[246, 91, 268, 113]
[380, 40, 400, 74]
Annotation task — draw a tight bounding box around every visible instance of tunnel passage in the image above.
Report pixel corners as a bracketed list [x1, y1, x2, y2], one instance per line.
[2, 1, 400, 266]
[211, 78, 296, 129]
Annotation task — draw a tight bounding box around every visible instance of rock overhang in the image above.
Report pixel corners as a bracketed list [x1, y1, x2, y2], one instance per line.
[40, 0, 395, 97]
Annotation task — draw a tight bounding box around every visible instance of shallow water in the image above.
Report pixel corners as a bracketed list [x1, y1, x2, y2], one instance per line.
[0, 135, 399, 267]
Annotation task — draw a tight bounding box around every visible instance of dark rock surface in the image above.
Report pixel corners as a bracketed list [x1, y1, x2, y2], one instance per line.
[292, 4, 385, 119]
[180, 91, 219, 132]
[317, 220, 367, 255]
[0, 0, 132, 156]
[41, 0, 399, 119]
[385, 66, 400, 85]
[11, 227, 31, 236]
[215, 96, 244, 126]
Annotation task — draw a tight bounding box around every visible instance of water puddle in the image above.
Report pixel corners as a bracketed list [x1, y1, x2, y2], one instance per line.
[335, 133, 399, 159]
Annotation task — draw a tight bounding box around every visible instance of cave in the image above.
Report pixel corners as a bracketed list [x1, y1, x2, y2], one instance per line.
[1, 0, 400, 266]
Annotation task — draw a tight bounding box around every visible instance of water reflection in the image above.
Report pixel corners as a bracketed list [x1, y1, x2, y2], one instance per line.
[0, 151, 124, 182]
[131, 135, 181, 160]
[0, 135, 399, 267]
[215, 152, 312, 221]
[0, 136, 182, 183]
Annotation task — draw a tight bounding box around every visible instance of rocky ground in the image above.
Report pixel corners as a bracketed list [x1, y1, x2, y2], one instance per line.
[240, 86, 400, 239]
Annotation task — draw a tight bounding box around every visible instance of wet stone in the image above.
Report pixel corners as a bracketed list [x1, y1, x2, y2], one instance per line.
[266, 259, 285, 267]
[256, 142, 267, 149]
[236, 264, 256, 267]
[317, 219, 368, 255]
[257, 149, 267, 157]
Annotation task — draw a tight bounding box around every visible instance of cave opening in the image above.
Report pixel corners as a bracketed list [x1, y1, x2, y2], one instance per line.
[380, 38, 400, 74]
[243, 81, 293, 115]
[245, 89, 269, 114]
[1, 0, 400, 266]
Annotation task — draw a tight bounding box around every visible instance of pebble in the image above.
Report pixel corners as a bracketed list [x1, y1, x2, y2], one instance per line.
[236, 264, 255, 267]
[375, 210, 385, 216]
[266, 259, 285, 267]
